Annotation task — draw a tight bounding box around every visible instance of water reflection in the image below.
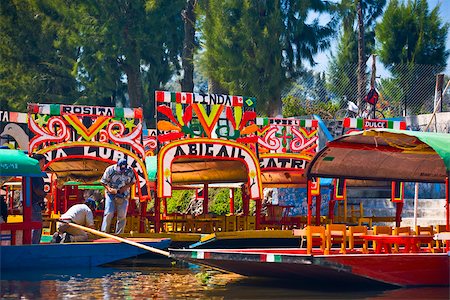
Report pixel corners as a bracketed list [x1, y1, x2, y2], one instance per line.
[1, 259, 449, 299]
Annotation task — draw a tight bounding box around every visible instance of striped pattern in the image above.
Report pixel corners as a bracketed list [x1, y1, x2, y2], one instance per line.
[260, 254, 282, 263]
[1, 112, 27, 123]
[256, 118, 318, 128]
[27, 104, 141, 118]
[155, 90, 254, 108]
[191, 251, 211, 260]
[343, 118, 406, 130]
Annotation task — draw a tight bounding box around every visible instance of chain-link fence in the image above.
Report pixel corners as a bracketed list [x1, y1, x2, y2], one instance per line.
[281, 62, 450, 120]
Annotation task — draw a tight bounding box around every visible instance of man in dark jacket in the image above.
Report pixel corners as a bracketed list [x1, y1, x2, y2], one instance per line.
[31, 153, 47, 244]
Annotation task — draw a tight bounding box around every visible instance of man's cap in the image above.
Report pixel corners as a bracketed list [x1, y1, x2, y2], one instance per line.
[118, 158, 127, 167]
[84, 198, 97, 209]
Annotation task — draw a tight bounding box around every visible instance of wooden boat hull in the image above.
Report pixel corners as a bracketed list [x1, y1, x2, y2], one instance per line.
[1, 238, 171, 270]
[169, 248, 450, 287]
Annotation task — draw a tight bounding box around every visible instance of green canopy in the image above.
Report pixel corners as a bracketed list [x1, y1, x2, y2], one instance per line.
[384, 129, 450, 171]
[64, 180, 104, 190]
[0, 149, 45, 177]
[350, 129, 450, 171]
[145, 156, 157, 181]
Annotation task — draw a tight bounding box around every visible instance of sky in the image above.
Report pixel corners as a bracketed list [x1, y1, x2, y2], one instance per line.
[312, 0, 450, 75]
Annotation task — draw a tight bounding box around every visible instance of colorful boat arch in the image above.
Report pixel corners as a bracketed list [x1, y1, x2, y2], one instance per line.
[256, 117, 319, 187]
[27, 103, 150, 199]
[157, 138, 262, 199]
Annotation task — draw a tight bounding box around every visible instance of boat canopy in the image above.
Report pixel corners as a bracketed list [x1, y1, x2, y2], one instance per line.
[307, 129, 450, 183]
[0, 149, 45, 178]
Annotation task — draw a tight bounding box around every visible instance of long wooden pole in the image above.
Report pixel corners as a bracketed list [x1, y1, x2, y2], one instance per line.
[60, 221, 170, 257]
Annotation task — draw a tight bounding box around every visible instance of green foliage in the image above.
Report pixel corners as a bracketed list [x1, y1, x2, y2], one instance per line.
[165, 188, 242, 216]
[199, 0, 336, 116]
[209, 188, 242, 215]
[282, 95, 338, 119]
[328, 0, 386, 107]
[0, 0, 184, 119]
[0, 0, 79, 110]
[376, 0, 449, 114]
[166, 190, 194, 214]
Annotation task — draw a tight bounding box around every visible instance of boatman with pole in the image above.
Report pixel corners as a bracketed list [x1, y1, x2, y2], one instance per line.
[100, 158, 136, 234]
[52, 198, 97, 243]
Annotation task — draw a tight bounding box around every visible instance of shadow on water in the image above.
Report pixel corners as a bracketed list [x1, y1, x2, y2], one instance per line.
[1, 257, 449, 299]
[0, 266, 120, 281]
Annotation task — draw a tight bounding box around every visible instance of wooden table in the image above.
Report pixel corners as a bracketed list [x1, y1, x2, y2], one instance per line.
[362, 235, 434, 254]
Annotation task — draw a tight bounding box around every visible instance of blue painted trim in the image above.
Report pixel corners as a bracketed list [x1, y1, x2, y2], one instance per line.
[1, 239, 171, 270]
[313, 114, 334, 142]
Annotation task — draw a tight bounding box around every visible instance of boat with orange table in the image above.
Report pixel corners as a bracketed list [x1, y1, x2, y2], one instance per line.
[170, 129, 450, 287]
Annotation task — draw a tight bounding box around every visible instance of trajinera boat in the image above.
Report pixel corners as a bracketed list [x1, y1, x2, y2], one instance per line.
[0, 149, 170, 270]
[169, 129, 450, 287]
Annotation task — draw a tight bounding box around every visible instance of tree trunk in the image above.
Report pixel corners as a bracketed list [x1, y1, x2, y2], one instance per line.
[180, 0, 196, 92]
[125, 61, 143, 108]
[266, 92, 282, 117]
[356, 1, 366, 108]
[208, 78, 227, 94]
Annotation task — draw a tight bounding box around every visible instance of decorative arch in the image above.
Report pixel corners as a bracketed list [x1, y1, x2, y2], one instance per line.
[157, 138, 262, 199]
[36, 142, 150, 199]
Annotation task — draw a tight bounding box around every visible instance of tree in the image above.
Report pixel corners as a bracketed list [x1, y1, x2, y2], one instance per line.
[1, 0, 186, 124]
[376, 0, 449, 114]
[327, 0, 386, 108]
[66, 0, 185, 115]
[199, 0, 335, 117]
[180, 0, 197, 93]
[0, 0, 79, 111]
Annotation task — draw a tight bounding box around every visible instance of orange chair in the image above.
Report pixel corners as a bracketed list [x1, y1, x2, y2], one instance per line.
[393, 226, 411, 252]
[435, 225, 448, 251]
[325, 224, 347, 254]
[358, 217, 372, 228]
[373, 226, 392, 251]
[348, 225, 368, 253]
[306, 225, 326, 255]
[415, 225, 434, 252]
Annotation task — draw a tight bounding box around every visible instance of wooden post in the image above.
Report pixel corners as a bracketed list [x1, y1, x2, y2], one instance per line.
[203, 183, 209, 214]
[154, 197, 161, 233]
[395, 202, 404, 228]
[315, 194, 322, 226]
[255, 199, 261, 230]
[22, 177, 32, 244]
[163, 198, 168, 217]
[139, 200, 147, 233]
[307, 179, 312, 225]
[242, 185, 250, 216]
[229, 188, 235, 214]
[446, 174, 449, 231]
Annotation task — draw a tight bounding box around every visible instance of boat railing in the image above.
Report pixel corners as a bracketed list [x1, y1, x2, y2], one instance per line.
[0, 221, 42, 245]
[294, 224, 449, 255]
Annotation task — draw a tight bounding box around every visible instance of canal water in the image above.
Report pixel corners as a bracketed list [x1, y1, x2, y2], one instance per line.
[1, 257, 449, 299]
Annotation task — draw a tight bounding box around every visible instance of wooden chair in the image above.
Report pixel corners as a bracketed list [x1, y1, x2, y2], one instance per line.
[373, 226, 392, 251]
[306, 225, 326, 255]
[325, 224, 347, 254]
[212, 216, 225, 232]
[224, 215, 237, 232]
[358, 217, 372, 228]
[415, 225, 434, 252]
[393, 226, 411, 252]
[348, 225, 368, 253]
[262, 205, 284, 229]
[435, 225, 448, 251]
[246, 216, 256, 230]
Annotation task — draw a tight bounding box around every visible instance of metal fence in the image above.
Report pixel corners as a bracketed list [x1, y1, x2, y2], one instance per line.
[281, 62, 450, 119]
